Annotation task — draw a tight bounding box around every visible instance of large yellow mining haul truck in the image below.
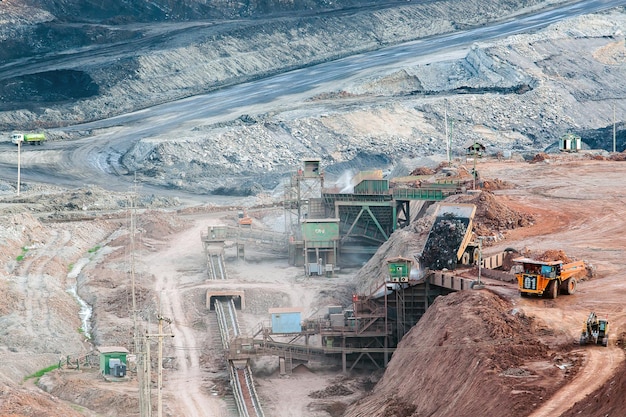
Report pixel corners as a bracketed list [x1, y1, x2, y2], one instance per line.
[514, 257, 586, 298]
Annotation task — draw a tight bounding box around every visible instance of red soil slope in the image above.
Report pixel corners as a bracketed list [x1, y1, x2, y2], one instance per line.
[344, 290, 581, 417]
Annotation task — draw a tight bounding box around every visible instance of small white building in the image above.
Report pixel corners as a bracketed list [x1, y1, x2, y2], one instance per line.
[559, 133, 582, 152]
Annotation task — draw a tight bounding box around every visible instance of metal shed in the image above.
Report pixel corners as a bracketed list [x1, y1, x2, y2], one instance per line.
[98, 346, 129, 377]
[269, 307, 303, 334]
[559, 133, 582, 152]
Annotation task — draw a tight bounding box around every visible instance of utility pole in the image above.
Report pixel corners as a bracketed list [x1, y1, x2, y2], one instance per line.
[471, 143, 480, 191]
[477, 237, 483, 285]
[157, 315, 172, 417]
[146, 314, 173, 417]
[473, 153, 477, 190]
[145, 334, 152, 417]
[613, 104, 616, 153]
[16, 139, 21, 196]
[444, 99, 450, 166]
[129, 183, 150, 417]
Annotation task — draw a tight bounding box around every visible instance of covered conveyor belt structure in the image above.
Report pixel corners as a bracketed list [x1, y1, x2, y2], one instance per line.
[202, 236, 263, 417]
[314, 181, 463, 262]
[214, 299, 265, 417]
[201, 223, 289, 265]
[223, 269, 483, 373]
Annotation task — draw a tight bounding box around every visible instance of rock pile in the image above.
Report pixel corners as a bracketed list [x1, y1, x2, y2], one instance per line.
[447, 191, 534, 240]
[309, 384, 354, 399]
[420, 215, 468, 270]
[344, 290, 569, 417]
[537, 249, 571, 263]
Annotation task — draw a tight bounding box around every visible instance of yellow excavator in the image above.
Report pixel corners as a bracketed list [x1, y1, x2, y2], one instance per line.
[579, 312, 609, 347]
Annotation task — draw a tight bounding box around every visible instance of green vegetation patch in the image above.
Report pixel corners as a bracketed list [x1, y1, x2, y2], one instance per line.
[16, 247, 29, 261]
[87, 245, 101, 253]
[24, 363, 60, 383]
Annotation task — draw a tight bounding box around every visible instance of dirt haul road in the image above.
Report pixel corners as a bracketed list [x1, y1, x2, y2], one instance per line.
[482, 156, 626, 417]
[144, 215, 227, 417]
[2, 155, 626, 417]
[132, 155, 626, 417]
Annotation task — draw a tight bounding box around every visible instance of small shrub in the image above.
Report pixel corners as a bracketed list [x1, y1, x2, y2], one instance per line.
[16, 247, 29, 261]
[24, 364, 60, 383]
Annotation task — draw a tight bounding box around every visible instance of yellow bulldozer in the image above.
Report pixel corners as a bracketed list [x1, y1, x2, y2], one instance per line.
[579, 312, 609, 347]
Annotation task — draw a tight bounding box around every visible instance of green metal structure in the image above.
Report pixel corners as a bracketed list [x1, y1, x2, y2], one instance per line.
[301, 219, 340, 273]
[98, 346, 129, 376]
[286, 160, 464, 266]
[320, 178, 462, 258]
[387, 257, 413, 283]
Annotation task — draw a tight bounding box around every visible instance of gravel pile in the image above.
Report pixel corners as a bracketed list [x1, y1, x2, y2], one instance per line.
[0, 0, 569, 129]
[107, 10, 626, 196]
[1, 3, 624, 198]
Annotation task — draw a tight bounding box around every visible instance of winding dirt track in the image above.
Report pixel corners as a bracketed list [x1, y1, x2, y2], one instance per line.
[482, 158, 626, 417]
[145, 216, 227, 416]
[528, 347, 624, 417]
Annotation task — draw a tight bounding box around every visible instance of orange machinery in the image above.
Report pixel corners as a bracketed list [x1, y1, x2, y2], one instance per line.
[514, 257, 586, 298]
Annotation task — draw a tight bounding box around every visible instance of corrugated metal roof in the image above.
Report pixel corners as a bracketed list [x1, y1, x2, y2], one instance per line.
[98, 346, 130, 354]
[268, 307, 303, 314]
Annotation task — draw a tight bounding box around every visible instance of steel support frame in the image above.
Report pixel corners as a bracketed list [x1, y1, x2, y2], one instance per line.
[303, 241, 338, 270]
[395, 200, 410, 229]
[334, 200, 396, 244]
[284, 173, 323, 238]
[344, 336, 389, 372]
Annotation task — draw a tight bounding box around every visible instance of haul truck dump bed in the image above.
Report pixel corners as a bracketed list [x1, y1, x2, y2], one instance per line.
[420, 203, 478, 270]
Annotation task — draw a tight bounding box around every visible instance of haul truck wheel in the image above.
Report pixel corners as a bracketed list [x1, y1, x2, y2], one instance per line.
[472, 248, 480, 264]
[461, 252, 470, 265]
[546, 280, 558, 299]
[564, 278, 577, 295]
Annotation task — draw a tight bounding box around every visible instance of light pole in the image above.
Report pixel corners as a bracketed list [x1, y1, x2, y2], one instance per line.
[477, 237, 483, 285]
[473, 237, 485, 290]
[473, 151, 477, 190]
[17, 139, 22, 196]
[613, 104, 616, 153]
[444, 99, 450, 166]
[472, 143, 479, 190]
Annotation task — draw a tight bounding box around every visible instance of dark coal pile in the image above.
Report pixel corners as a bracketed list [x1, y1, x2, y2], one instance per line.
[420, 215, 468, 270]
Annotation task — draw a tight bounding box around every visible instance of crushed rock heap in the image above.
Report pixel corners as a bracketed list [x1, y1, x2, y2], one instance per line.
[449, 190, 534, 239]
[344, 290, 579, 417]
[420, 214, 468, 270]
